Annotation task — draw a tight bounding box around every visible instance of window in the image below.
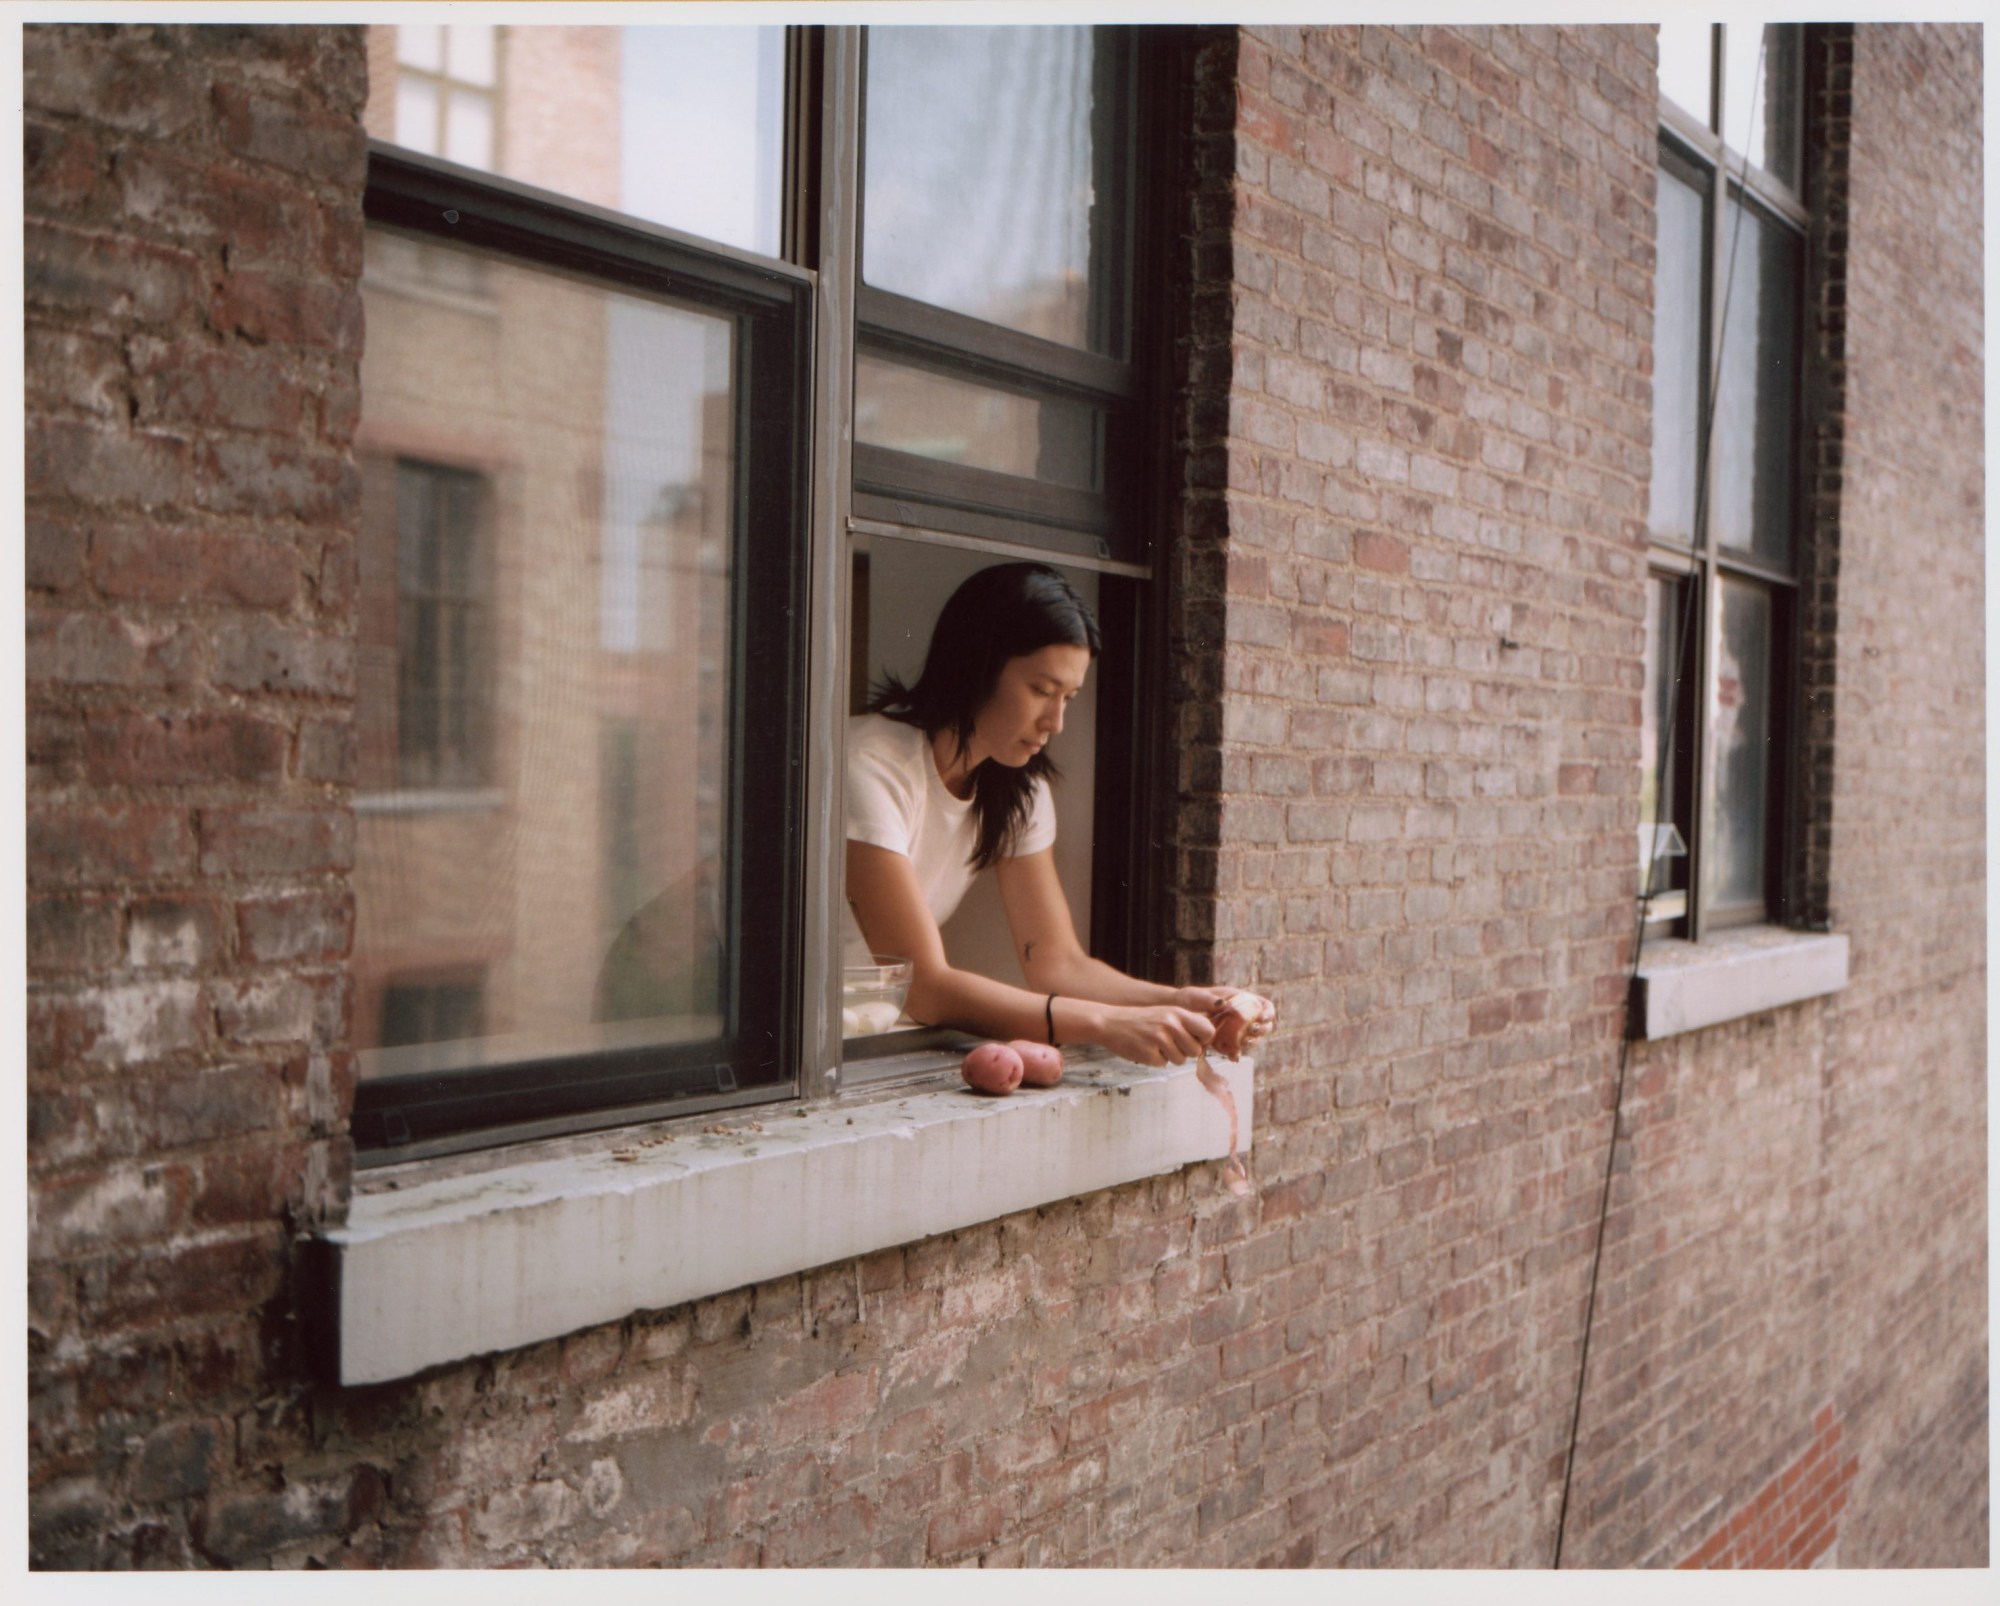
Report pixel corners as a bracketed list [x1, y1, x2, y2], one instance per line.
[853, 27, 1140, 561]
[348, 25, 1175, 1158]
[1643, 23, 1807, 937]
[379, 975, 486, 1051]
[391, 461, 493, 791]
[391, 24, 500, 170]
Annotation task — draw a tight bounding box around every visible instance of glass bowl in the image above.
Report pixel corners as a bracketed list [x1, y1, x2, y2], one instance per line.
[841, 955, 913, 1038]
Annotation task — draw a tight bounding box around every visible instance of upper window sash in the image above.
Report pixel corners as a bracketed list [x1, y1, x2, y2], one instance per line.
[1657, 22, 1806, 216]
[850, 24, 1147, 563]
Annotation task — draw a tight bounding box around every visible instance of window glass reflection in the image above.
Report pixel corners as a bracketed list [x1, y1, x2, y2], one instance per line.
[365, 25, 785, 257]
[355, 230, 738, 1080]
[1722, 24, 1802, 190]
[1641, 576, 1690, 910]
[864, 26, 1121, 354]
[1712, 198, 1800, 567]
[1703, 579, 1772, 912]
[1649, 165, 1706, 546]
[854, 355, 1102, 488]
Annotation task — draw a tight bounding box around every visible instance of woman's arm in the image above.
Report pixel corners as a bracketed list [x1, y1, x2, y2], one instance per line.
[997, 849, 1232, 1003]
[846, 841, 1217, 1065]
[994, 849, 1237, 1058]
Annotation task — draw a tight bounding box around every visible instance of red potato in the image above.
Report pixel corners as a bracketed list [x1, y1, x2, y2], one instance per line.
[1209, 990, 1274, 1060]
[1006, 1040, 1065, 1087]
[961, 1041, 1025, 1095]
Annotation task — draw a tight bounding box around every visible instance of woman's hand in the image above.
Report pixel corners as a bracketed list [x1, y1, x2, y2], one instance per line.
[1209, 989, 1276, 1059]
[1169, 985, 1240, 1018]
[1082, 1002, 1218, 1067]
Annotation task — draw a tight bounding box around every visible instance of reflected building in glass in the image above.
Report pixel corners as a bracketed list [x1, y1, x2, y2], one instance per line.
[353, 25, 748, 1077]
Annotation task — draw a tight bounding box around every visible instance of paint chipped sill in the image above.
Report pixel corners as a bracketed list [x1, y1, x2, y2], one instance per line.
[320, 1050, 1254, 1386]
[1631, 924, 1849, 1040]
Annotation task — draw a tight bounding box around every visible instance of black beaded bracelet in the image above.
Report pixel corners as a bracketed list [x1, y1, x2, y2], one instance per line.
[1046, 994, 1059, 1047]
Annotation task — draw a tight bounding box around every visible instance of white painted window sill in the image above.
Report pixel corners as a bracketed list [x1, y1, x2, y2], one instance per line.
[321, 1052, 1254, 1386]
[1632, 925, 1849, 1040]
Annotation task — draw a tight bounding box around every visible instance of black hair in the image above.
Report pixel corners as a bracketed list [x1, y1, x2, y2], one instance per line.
[867, 562, 1101, 872]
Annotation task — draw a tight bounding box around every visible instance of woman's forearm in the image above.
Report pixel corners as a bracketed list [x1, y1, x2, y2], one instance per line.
[904, 963, 1064, 1045]
[1028, 950, 1182, 1009]
[906, 960, 1209, 1065]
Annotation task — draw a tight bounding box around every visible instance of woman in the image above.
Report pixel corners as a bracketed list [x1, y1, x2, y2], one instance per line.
[845, 562, 1260, 1067]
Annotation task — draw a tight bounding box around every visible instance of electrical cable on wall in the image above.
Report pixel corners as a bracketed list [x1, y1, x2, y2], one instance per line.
[1550, 29, 1771, 1568]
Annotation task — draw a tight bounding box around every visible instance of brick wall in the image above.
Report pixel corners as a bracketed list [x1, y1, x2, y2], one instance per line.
[26, 22, 369, 1566]
[1551, 21, 1987, 1569]
[1811, 20, 1986, 1566]
[25, 20, 1984, 1571]
[1170, 23, 1660, 1565]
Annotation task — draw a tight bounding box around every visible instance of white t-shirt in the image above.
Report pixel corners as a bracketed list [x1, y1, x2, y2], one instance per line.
[843, 712, 1057, 959]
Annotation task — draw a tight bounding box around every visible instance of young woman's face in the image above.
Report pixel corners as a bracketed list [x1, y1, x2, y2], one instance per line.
[974, 644, 1091, 768]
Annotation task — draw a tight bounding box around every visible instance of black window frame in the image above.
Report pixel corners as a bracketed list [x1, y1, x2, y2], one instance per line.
[1646, 23, 1812, 940]
[349, 149, 813, 1156]
[348, 24, 1189, 1160]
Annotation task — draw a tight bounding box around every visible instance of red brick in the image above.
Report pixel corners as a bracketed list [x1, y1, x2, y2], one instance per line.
[212, 79, 369, 185]
[128, 334, 315, 436]
[236, 888, 354, 965]
[74, 1226, 286, 1332]
[26, 609, 202, 689]
[211, 269, 363, 355]
[214, 618, 355, 698]
[198, 806, 354, 878]
[25, 220, 204, 327]
[28, 803, 195, 888]
[25, 513, 89, 595]
[82, 711, 292, 788]
[28, 895, 123, 974]
[928, 1492, 1008, 1559]
[93, 522, 301, 609]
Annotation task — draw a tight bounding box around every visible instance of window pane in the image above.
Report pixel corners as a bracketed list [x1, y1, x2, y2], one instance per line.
[397, 24, 443, 73]
[1703, 578, 1772, 913]
[1722, 24, 1802, 191]
[616, 28, 786, 255]
[1712, 198, 1800, 568]
[367, 25, 786, 256]
[392, 462, 491, 790]
[444, 89, 494, 170]
[394, 77, 439, 157]
[1649, 163, 1706, 546]
[1641, 575, 1691, 909]
[447, 23, 497, 88]
[1657, 20, 1713, 127]
[356, 230, 741, 1082]
[864, 26, 1123, 354]
[854, 355, 1102, 489]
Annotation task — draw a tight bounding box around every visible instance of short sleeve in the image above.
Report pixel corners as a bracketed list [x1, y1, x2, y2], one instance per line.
[1003, 775, 1058, 859]
[846, 718, 919, 857]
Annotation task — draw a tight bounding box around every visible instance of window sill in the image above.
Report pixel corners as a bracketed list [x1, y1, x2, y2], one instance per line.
[1632, 924, 1850, 1040]
[353, 787, 504, 816]
[320, 1052, 1254, 1386]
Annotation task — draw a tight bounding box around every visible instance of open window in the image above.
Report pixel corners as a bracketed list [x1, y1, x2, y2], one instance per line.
[347, 23, 1182, 1158]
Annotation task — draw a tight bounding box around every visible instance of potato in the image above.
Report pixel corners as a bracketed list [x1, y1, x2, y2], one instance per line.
[961, 1041, 1024, 1095]
[1006, 1040, 1065, 1087]
[1209, 990, 1273, 1060]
